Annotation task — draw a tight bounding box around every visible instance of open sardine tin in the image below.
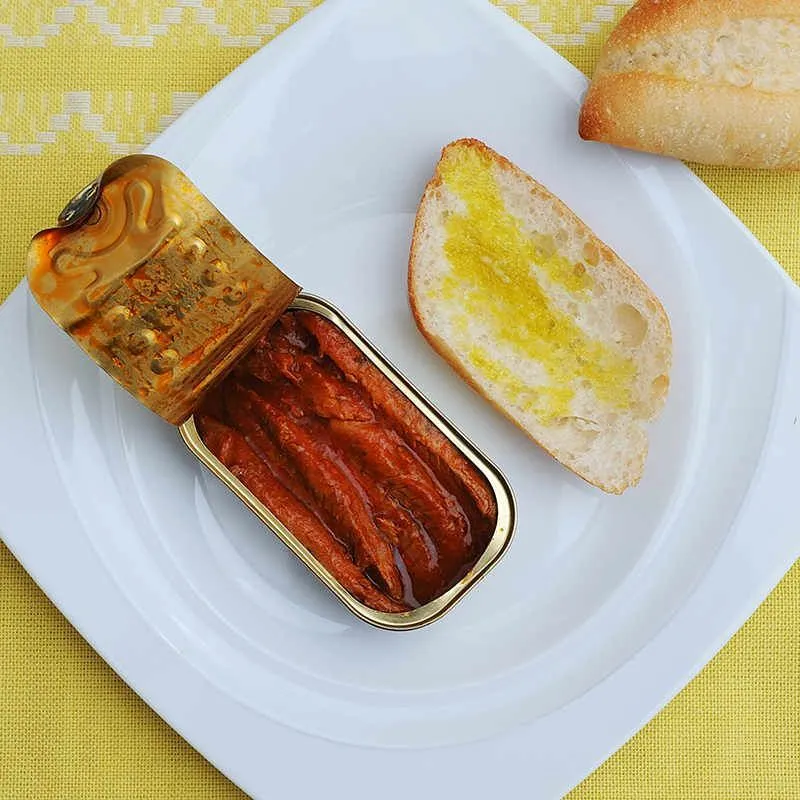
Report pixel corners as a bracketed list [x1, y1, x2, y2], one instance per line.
[26, 155, 516, 631]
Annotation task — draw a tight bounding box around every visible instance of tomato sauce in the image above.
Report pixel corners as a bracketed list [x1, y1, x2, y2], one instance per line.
[196, 310, 497, 612]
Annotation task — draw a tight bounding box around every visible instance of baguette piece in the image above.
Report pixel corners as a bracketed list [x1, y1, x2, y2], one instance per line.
[578, 0, 800, 169]
[408, 139, 672, 494]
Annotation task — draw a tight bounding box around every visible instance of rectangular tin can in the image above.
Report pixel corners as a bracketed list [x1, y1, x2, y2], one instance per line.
[180, 293, 516, 630]
[27, 155, 516, 631]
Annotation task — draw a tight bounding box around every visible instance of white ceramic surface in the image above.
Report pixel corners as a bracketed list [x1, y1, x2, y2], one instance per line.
[2, 0, 800, 797]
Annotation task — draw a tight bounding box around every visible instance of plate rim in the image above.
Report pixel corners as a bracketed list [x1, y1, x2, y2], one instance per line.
[2, 0, 800, 797]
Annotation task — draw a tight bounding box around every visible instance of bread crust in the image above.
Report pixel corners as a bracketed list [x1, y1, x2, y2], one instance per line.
[408, 139, 671, 494]
[579, 73, 800, 168]
[603, 0, 800, 51]
[579, 0, 800, 169]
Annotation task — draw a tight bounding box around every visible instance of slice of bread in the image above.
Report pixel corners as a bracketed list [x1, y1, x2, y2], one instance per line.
[578, 0, 800, 169]
[408, 139, 672, 494]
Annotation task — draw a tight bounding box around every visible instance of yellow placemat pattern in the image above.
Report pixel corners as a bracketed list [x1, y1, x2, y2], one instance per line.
[0, 2, 798, 798]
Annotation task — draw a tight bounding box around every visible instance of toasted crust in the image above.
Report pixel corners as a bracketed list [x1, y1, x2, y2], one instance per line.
[579, 0, 800, 169]
[602, 0, 800, 49]
[579, 73, 800, 168]
[408, 139, 672, 494]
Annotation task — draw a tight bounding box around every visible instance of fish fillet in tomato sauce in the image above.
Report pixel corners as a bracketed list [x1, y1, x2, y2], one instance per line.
[196, 309, 497, 612]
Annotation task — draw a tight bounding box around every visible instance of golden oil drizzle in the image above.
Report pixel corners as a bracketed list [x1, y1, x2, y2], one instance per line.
[433, 145, 636, 422]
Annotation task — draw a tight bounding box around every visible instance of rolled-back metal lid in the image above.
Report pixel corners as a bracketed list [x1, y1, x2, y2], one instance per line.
[27, 155, 300, 425]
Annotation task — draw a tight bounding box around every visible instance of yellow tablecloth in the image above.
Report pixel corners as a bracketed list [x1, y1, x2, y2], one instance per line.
[1, 2, 798, 798]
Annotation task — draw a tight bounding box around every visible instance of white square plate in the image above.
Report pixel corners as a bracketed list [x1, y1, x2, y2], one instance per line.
[2, 1, 800, 797]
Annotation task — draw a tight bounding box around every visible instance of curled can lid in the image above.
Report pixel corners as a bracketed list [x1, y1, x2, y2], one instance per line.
[27, 155, 300, 425]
